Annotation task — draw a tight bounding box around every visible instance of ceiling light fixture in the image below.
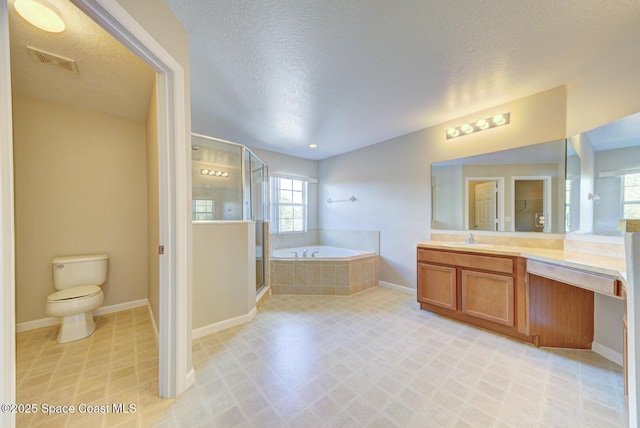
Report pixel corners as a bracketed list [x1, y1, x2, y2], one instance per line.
[14, 0, 66, 33]
[446, 112, 510, 140]
[308, 144, 318, 149]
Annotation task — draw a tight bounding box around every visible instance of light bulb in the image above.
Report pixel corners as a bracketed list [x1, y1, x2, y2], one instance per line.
[493, 114, 506, 126]
[447, 127, 459, 138]
[208, 171, 215, 176]
[476, 119, 489, 130]
[201, 169, 209, 175]
[461, 123, 474, 134]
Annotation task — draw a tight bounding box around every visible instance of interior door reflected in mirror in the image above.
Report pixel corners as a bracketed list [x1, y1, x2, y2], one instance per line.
[431, 140, 566, 234]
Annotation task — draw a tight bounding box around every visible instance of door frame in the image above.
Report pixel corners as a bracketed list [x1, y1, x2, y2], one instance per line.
[510, 176, 552, 232]
[1, 2, 192, 423]
[70, 0, 194, 399]
[0, 3, 16, 427]
[464, 177, 505, 231]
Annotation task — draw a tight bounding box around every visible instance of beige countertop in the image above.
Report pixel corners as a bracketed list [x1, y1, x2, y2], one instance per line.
[417, 241, 627, 282]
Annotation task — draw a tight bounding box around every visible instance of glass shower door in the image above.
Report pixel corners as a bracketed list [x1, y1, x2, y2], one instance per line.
[246, 149, 268, 292]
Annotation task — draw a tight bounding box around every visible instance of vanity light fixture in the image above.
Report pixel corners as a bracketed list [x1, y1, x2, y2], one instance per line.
[200, 169, 228, 177]
[14, 0, 66, 33]
[446, 112, 511, 140]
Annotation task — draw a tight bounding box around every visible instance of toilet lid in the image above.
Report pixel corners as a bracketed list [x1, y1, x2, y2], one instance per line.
[48, 285, 102, 301]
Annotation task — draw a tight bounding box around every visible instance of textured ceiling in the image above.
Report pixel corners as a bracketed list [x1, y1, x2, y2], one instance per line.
[8, 0, 154, 122]
[165, 0, 640, 160]
[586, 112, 640, 152]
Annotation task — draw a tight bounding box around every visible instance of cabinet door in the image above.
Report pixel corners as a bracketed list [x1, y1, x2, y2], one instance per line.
[461, 270, 514, 326]
[417, 263, 456, 310]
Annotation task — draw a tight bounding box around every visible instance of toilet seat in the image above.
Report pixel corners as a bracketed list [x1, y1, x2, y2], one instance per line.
[47, 285, 102, 302]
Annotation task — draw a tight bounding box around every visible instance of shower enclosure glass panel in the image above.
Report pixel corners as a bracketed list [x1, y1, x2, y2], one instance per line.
[191, 135, 243, 221]
[191, 134, 269, 293]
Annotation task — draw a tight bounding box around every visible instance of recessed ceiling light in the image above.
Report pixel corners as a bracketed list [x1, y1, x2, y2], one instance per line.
[14, 0, 66, 33]
[308, 144, 318, 148]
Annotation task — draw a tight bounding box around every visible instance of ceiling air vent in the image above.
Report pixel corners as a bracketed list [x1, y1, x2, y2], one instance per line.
[26, 46, 79, 74]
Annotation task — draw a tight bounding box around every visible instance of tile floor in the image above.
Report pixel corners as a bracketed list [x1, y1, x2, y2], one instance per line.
[170, 287, 628, 427]
[16, 306, 173, 427]
[17, 287, 628, 427]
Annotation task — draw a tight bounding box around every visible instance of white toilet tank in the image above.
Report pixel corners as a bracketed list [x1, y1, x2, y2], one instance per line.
[52, 253, 108, 290]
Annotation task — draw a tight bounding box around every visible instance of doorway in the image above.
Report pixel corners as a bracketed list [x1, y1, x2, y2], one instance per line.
[465, 177, 505, 231]
[1, 1, 191, 421]
[511, 176, 552, 233]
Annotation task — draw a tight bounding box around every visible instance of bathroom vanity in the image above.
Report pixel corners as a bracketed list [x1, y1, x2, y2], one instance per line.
[416, 242, 625, 349]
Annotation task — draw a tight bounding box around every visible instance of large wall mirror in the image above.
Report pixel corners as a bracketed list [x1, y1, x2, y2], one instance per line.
[567, 112, 640, 236]
[432, 140, 566, 233]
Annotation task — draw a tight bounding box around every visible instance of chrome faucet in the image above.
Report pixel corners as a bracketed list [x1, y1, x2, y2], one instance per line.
[290, 251, 298, 258]
[465, 233, 477, 244]
[311, 251, 320, 258]
[302, 248, 308, 257]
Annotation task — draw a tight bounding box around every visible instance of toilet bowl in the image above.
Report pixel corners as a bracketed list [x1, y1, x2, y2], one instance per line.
[45, 254, 108, 343]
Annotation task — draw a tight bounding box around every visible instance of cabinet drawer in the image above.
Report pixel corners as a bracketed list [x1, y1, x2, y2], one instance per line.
[417, 248, 513, 274]
[527, 260, 620, 297]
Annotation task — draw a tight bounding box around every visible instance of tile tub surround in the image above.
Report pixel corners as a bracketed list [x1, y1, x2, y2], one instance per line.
[270, 255, 379, 295]
[270, 229, 380, 253]
[169, 288, 628, 427]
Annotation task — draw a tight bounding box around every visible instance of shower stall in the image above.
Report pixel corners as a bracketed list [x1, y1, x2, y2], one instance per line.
[191, 134, 269, 292]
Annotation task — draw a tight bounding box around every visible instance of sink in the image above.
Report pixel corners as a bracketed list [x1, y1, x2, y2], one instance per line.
[441, 242, 493, 248]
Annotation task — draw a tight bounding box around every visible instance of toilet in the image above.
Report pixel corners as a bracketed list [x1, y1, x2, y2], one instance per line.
[45, 253, 108, 343]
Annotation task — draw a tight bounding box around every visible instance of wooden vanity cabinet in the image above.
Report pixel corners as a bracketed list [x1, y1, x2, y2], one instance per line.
[525, 259, 620, 349]
[417, 248, 530, 343]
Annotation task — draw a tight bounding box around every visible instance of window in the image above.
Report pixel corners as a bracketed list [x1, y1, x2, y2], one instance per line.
[623, 173, 640, 218]
[192, 199, 214, 221]
[272, 177, 307, 233]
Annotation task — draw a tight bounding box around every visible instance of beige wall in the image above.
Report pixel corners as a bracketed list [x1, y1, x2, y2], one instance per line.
[13, 94, 149, 323]
[146, 82, 160, 330]
[319, 86, 567, 288]
[192, 222, 255, 330]
[567, 43, 640, 136]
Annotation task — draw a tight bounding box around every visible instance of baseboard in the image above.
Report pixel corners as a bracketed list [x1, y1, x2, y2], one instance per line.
[16, 298, 149, 333]
[94, 298, 148, 316]
[192, 307, 257, 340]
[256, 285, 271, 309]
[185, 367, 196, 390]
[379, 281, 415, 295]
[592, 341, 623, 366]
